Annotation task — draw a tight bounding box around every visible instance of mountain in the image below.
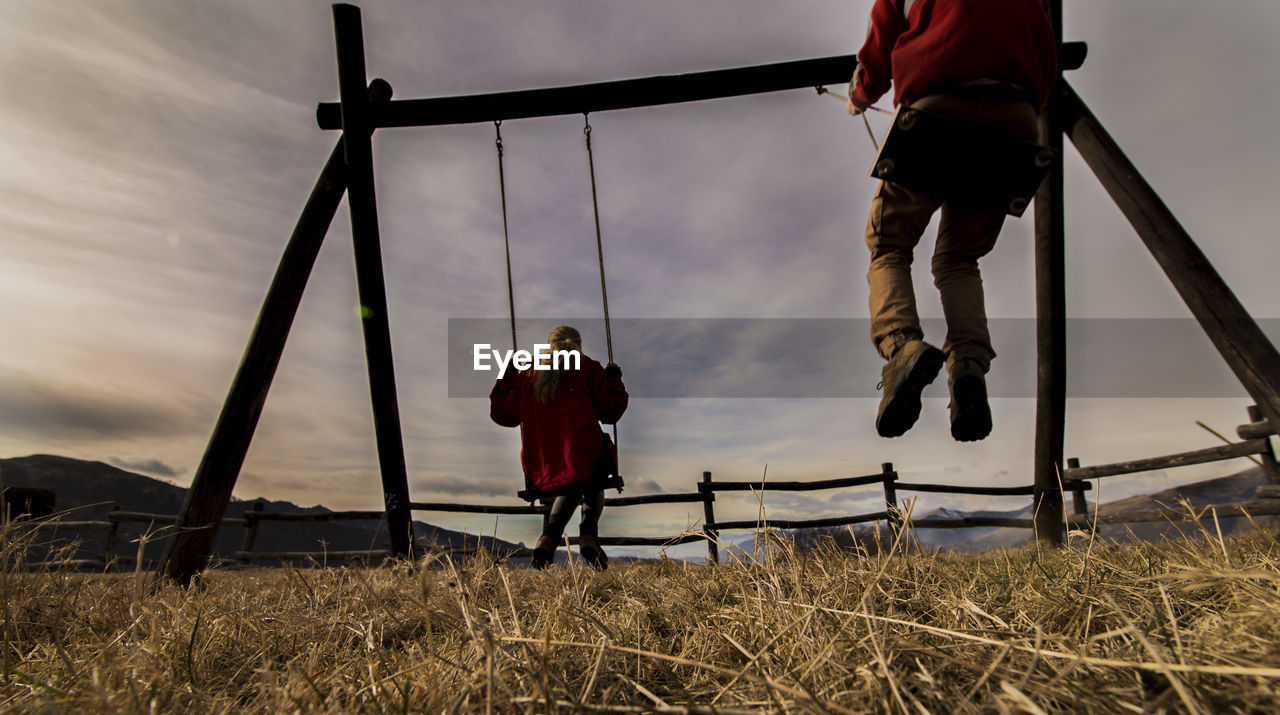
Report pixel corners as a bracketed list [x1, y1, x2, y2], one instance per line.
[0, 454, 523, 565]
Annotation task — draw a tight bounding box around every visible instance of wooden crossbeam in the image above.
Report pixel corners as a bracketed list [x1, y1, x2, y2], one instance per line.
[314, 42, 1088, 130]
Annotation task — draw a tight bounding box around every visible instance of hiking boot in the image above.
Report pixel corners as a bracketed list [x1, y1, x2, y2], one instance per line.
[949, 358, 992, 442]
[876, 339, 945, 438]
[530, 536, 556, 569]
[578, 535, 608, 571]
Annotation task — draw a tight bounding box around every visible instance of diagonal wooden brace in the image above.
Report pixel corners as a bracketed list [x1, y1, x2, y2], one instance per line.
[1058, 80, 1280, 437]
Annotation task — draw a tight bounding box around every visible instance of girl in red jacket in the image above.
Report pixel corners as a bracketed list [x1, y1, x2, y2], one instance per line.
[489, 325, 629, 569]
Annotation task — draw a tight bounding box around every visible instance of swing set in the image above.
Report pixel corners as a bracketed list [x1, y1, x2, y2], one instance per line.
[160, 3, 1280, 586]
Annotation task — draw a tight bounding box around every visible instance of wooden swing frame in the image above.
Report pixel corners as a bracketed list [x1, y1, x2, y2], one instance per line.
[160, 2, 1280, 585]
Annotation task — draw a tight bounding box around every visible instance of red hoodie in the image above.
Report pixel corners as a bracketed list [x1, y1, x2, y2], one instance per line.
[850, 0, 1058, 110]
[489, 356, 628, 493]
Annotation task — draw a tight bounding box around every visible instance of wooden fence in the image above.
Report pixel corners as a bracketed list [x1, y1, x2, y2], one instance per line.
[697, 463, 1088, 563]
[1060, 404, 1280, 528]
[11, 403, 1278, 570]
[12, 507, 243, 571]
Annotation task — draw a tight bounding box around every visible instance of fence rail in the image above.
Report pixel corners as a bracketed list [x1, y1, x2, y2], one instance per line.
[713, 511, 892, 532]
[1068, 499, 1280, 527]
[912, 517, 1036, 530]
[409, 501, 543, 515]
[243, 510, 385, 523]
[896, 483, 1037, 496]
[1237, 420, 1275, 441]
[1062, 439, 1270, 481]
[701, 473, 890, 494]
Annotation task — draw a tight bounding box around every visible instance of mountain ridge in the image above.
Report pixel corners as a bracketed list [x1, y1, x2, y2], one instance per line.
[0, 454, 524, 564]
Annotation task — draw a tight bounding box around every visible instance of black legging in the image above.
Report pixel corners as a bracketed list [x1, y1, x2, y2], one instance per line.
[541, 485, 605, 542]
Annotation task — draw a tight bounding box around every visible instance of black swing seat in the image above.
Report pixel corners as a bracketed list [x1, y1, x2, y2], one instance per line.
[518, 474, 625, 504]
[869, 105, 1057, 217]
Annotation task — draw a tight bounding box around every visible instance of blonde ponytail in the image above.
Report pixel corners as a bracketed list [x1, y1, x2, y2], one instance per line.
[533, 325, 583, 403]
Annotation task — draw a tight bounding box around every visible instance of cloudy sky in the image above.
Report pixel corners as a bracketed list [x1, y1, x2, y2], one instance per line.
[2, 1, 1278, 552]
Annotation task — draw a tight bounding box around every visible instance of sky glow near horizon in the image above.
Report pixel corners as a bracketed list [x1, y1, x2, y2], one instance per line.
[1, 1, 1278, 552]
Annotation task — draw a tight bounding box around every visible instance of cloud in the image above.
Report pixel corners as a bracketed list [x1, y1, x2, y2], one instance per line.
[629, 476, 664, 494]
[109, 456, 182, 478]
[0, 371, 203, 441]
[1, 0, 1277, 536]
[411, 474, 519, 501]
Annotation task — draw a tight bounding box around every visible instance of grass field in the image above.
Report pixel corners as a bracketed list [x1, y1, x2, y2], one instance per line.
[3, 516, 1280, 713]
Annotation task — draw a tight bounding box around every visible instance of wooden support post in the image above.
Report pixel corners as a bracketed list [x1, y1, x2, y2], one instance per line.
[158, 79, 395, 586]
[1248, 405, 1280, 484]
[239, 501, 264, 564]
[1066, 458, 1088, 515]
[1033, 0, 1067, 547]
[333, 3, 414, 559]
[1058, 81, 1280, 440]
[700, 471, 719, 565]
[881, 462, 900, 527]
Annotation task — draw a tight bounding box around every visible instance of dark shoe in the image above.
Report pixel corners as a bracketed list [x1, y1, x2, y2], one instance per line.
[578, 535, 608, 571]
[876, 340, 945, 438]
[530, 537, 555, 569]
[949, 359, 992, 442]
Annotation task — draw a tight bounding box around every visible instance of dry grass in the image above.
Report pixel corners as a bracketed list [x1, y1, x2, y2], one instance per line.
[3, 516, 1280, 713]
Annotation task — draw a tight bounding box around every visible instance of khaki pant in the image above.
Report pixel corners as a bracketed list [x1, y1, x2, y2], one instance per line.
[865, 93, 1040, 372]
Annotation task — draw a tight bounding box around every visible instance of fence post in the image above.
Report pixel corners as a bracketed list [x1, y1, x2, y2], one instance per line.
[1248, 405, 1280, 484]
[240, 501, 264, 564]
[881, 462, 900, 527]
[1066, 458, 1088, 515]
[700, 471, 719, 565]
[104, 504, 121, 569]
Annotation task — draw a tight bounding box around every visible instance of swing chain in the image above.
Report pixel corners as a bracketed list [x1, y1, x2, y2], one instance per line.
[583, 113, 620, 457]
[582, 114, 613, 366]
[494, 120, 518, 352]
[863, 112, 880, 153]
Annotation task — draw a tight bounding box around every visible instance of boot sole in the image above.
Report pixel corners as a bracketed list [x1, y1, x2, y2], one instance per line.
[531, 542, 555, 569]
[876, 347, 945, 438]
[950, 375, 992, 442]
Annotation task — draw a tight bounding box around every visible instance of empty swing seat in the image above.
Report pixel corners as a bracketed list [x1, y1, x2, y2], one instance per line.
[869, 105, 1057, 217]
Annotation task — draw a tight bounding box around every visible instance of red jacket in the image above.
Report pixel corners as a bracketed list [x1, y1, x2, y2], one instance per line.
[851, 0, 1058, 110]
[489, 357, 628, 493]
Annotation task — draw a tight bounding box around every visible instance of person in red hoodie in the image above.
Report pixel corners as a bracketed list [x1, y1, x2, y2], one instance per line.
[847, 0, 1058, 442]
[489, 325, 628, 569]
